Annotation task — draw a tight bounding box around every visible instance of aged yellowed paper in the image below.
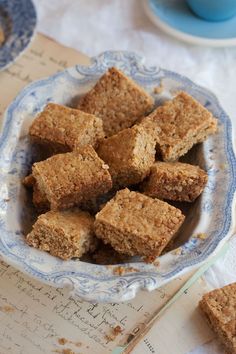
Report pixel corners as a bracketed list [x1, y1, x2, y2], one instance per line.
[0, 33, 90, 118]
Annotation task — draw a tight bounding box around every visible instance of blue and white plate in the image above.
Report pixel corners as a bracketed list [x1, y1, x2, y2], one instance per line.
[0, 0, 37, 70]
[144, 0, 236, 47]
[0, 51, 235, 302]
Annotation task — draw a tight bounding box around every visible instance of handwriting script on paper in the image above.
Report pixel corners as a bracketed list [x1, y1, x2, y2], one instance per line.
[3, 50, 68, 86]
[0, 33, 90, 119]
[0, 260, 187, 354]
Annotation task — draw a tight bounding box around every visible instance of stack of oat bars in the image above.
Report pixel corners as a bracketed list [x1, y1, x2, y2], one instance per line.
[23, 67, 218, 262]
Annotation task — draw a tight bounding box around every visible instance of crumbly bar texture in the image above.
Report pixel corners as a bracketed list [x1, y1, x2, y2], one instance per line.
[141, 162, 208, 202]
[78, 67, 154, 137]
[97, 125, 157, 189]
[26, 209, 97, 260]
[32, 183, 50, 212]
[22, 174, 49, 211]
[139, 91, 218, 161]
[22, 174, 35, 188]
[29, 103, 105, 153]
[94, 188, 185, 257]
[199, 283, 236, 354]
[32, 145, 112, 210]
[22, 175, 113, 214]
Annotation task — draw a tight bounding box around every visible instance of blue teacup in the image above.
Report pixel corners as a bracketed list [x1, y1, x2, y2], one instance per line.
[186, 0, 236, 21]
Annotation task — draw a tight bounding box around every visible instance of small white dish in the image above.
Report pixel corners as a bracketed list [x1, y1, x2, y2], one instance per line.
[0, 51, 235, 302]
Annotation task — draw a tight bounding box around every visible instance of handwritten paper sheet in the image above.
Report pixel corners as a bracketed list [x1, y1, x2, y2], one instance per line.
[0, 261, 197, 354]
[134, 278, 214, 354]
[0, 33, 90, 118]
[0, 33, 213, 354]
[0, 260, 214, 354]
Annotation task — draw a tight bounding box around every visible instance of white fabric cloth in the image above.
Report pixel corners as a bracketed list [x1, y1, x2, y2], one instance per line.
[35, 1, 236, 352]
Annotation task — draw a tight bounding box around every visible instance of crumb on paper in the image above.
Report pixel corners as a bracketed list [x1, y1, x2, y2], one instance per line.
[105, 325, 123, 342]
[58, 338, 82, 348]
[0, 305, 15, 313]
[53, 349, 75, 354]
[4, 198, 10, 202]
[0, 27, 5, 46]
[113, 325, 122, 335]
[74, 342, 82, 348]
[113, 266, 139, 275]
[58, 338, 68, 345]
[195, 233, 208, 240]
[142, 255, 156, 263]
[104, 334, 113, 343]
[62, 350, 75, 354]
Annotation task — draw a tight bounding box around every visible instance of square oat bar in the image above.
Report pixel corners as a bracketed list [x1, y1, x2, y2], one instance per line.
[78, 67, 154, 137]
[94, 188, 185, 257]
[199, 283, 236, 354]
[22, 173, 112, 214]
[97, 125, 157, 189]
[29, 103, 105, 153]
[141, 162, 208, 202]
[32, 145, 112, 210]
[139, 91, 217, 161]
[26, 209, 97, 260]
